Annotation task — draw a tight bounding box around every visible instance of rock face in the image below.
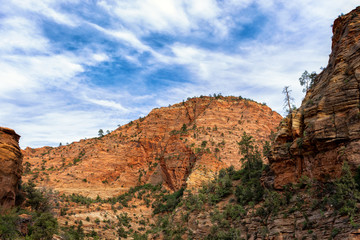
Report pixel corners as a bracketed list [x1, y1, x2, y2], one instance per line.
[173, 194, 360, 240]
[269, 7, 360, 188]
[22, 96, 282, 197]
[0, 127, 23, 210]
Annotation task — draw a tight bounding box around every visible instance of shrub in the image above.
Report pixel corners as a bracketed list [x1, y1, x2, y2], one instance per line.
[153, 188, 184, 214]
[200, 170, 233, 204]
[235, 132, 265, 205]
[0, 210, 19, 239]
[330, 162, 360, 217]
[22, 180, 51, 212]
[223, 204, 246, 221]
[117, 213, 131, 228]
[205, 226, 241, 240]
[28, 212, 58, 240]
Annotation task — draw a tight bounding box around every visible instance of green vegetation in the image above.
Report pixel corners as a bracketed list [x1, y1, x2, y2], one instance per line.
[330, 162, 360, 219]
[299, 70, 317, 93]
[0, 180, 58, 239]
[0, 210, 18, 239]
[200, 168, 233, 204]
[98, 129, 104, 137]
[153, 188, 184, 214]
[235, 132, 264, 205]
[147, 131, 360, 239]
[24, 161, 32, 174]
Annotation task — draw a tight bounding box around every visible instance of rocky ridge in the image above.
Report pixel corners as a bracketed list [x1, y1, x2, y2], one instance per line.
[269, 6, 360, 189]
[0, 127, 23, 211]
[22, 96, 281, 198]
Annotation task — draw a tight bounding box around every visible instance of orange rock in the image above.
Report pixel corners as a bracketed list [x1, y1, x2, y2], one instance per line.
[22, 96, 281, 198]
[0, 127, 23, 210]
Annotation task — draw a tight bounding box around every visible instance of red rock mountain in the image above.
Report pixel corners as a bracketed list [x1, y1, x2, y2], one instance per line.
[22, 96, 281, 197]
[269, 6, 360, 188]
[0, 127, 23, 210]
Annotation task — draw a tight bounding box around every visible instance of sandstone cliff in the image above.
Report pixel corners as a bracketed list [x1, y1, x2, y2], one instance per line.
[0, 127, 23, 210]
[22, 96, 281, 198]
[269, 6, 360, 188]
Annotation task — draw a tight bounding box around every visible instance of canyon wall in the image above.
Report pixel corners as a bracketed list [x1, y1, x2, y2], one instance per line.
[269, 6, 360, 188]
[0, 127, 23, 210]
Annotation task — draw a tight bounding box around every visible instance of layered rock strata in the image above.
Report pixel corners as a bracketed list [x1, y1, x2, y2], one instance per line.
[0, 127, 23, 210]
[269, 7, 360, 188]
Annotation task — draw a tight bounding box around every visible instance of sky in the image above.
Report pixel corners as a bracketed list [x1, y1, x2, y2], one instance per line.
[0, 0, 359, 148]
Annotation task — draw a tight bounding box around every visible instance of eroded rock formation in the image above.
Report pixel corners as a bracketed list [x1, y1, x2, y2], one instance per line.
[0, 127, 23, 210]
[269, 7, 360, 188]
[22, 96, 281, 197]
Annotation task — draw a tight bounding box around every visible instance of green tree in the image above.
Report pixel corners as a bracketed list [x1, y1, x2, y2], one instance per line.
[235, 132, 264, 205]
[98, 129, 104, 137]
[23, 180, 50, 212]
[181, 123, 187, 132]
[238, 132, 253, 157]
[330, 162, 360, 218]
[117, 226, 127, 239]
[299, 70, 317, 93]
[24, 161, 32, 174]
[0, 210, 19, 239]
[28, 212, 58, 240]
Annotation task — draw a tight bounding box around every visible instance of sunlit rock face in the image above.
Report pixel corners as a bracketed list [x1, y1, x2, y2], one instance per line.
[0, 127, 23, 210]
[269, 7, 360, 188]
[22, 96, 281, 197]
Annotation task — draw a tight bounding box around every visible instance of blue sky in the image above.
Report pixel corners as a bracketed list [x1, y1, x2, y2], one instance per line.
[1, 0, 359, 148]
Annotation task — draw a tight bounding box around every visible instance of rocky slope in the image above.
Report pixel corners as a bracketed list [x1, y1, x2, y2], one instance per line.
[0, 127, 23, 210]
[22, 96, 281, 198]
[156, 7, 360, 240]
[269, 6, 360, 189]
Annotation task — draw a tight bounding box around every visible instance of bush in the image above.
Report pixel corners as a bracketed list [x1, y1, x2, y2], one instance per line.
[28, 212, 58, 240]
[234, 132, 265, 205]
[0, 210, 19, 239]
[200, 170, 233, 204]
[205, 226, 241, 240]
[153, 188, 184, 214]
[330, 162, 360, 217]
[117, 213, 131, 228]
[223, 204, 246, 221]
[60, 225, 85, 240]
[22, 180, 51, 212]
[183, 192, 205, 212]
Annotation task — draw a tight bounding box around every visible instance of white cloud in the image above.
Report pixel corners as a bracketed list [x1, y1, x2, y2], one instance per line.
[97, 0, 234, 38]
[84, 98, 130, 112]
[88, 22, 151, 53]
[0, 17, 49, 53]
[9, 0, 81, 27]
[15, 110, 116, 147]
[92, 53, 109, 63]
[1, 0, 360, 148]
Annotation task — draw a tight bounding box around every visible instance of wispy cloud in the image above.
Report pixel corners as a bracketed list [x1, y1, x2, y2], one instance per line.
[0, 0, 359, 148]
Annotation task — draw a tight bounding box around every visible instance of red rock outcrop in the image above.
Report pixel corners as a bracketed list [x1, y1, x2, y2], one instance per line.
[0, 127, 23, 210]
[269, 7, 360, 188]
[22, 96, 282, 197]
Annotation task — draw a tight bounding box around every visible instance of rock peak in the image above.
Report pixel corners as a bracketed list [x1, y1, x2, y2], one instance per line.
[22, 96, 281, 197]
